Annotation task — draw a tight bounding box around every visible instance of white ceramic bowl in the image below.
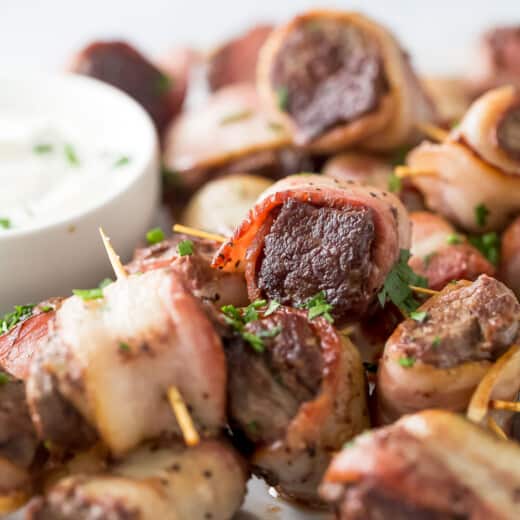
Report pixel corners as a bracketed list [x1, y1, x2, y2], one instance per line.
[0, 73, 159, 313]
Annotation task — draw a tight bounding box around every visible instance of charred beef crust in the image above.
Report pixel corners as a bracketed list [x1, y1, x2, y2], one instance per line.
[72, 41, 173, 133]
[271, 19, 388, 141]
[392, 275, 520, 368]
[256, 200, 375, 323]
[0, 372, 38, 468]
[225, 309, 323, 443]
[495, 105, 520, 160]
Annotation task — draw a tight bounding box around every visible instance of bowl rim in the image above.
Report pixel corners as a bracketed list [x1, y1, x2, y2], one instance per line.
[0, 72, 159, 240]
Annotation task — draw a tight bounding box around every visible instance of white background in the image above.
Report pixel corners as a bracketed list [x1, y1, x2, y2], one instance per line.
[1, 0, 519, 75]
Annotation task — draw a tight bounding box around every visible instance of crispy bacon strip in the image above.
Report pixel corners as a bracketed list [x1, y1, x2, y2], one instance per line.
[320, 410, 520, 519]
[27, 269, 227, 456]
[407, 87, 520, 231]
[258, 9, 435, 152]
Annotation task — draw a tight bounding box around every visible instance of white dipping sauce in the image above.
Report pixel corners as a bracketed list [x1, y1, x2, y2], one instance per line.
[0, 115, 131, 230]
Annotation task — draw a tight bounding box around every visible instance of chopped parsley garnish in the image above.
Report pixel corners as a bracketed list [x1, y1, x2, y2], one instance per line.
[221, 300, 282, 353]
[248, 420, 260, 433]
[267, 121, 284, 132]
[390, 146, 412, 167]
[0, 372, 10, 386]
[410, 310, 428, 323]
[363, 362, 378, 373]
[220, 110, 253, 125]
[1, 304, 35, 334]
[299, 291, 334, 323]
[398, 356, 416, 368]
[446, 233, 463, 245]
[73, 278, 113, 301]
[146, 227, 165, 245]
[468, 232, 500, 265]
[432, 336, 441, 348]
[474, 203, 489, 228]
[155, 73, 173, 95]
[33, 143, 53, 154]
[0, 218, 11, 229]
[113, 156, 131, 167]
[40, 305, 54, 313]
[343, 440, 355, 449]
[378, 250, 428, 314]
[119, 342, 131, 352]
[73, 288, 103, 300]
[264, 300, 281, 317]
[64, 143, 80, 166]
[177, 239, 194, 257]
[388, 173, 402, 193]
[276, 86, 289, 111]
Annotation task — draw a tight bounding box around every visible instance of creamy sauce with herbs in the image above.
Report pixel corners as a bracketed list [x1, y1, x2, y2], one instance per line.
[0, 116, 132, 231]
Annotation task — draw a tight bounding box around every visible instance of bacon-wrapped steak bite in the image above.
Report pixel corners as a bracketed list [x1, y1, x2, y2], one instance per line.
[69, 41, 181, 134]
[162, 83, 313, 193]
[224, 306, 368, 505]
[0, 370, 39, 513]
[376, 275, 520, 424]
[28, 439, 247, 520]
[320, 410, 520, 519]
[212, 174, 410, 325]
[127, 234, 248, 310]
[408, 211, 495, 290]
[407, 86, 520, 231]
[258, 10, 435, 152]
[27, 269, 227, 456]
[208, 24, 273, 91]
[0, 300, 61, 381]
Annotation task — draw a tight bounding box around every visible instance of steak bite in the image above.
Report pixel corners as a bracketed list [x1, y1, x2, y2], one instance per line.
[224, 305, 368, 505]
[69, 41, 181, 134]
[258, 10, 436, 152]
[320, 410, 520, 519]
[376, 275, 520, 424]
[256, 200, 375, 321]
[269, 18, 388, 143]
[212, 174, 411, 326]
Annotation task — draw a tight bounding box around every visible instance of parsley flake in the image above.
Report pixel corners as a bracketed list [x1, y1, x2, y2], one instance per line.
[0, 218, 11, 230]
[378, 250, 428, 314]
[155, 73, 173, 95]
[398, 356, 416, 368]
[410, 310, 428, 323]
[264, 300, 281, 316]
[446, 233, 463, 245]
[276, 86, 289, 111]
[475, 203, 489, 228]
[0, 372, 10, 386]
[468, 232, 500, 266]
[220, 110, 253, 125]
[432, 336, 441, 348]
[73, 278, 112, 301]
[177, 239, 194, 257]
[114, 156, 131, 167]
[146, 227, 165, 245]
[388, 173, 402, 193]
[119, 342, 131, 352]
[267, 121, 284, 132]
[1, 304, 35, 334]
[300, 292, 334, 323]
[33, 143, 53, 154]
[64, 143, 80, 166]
